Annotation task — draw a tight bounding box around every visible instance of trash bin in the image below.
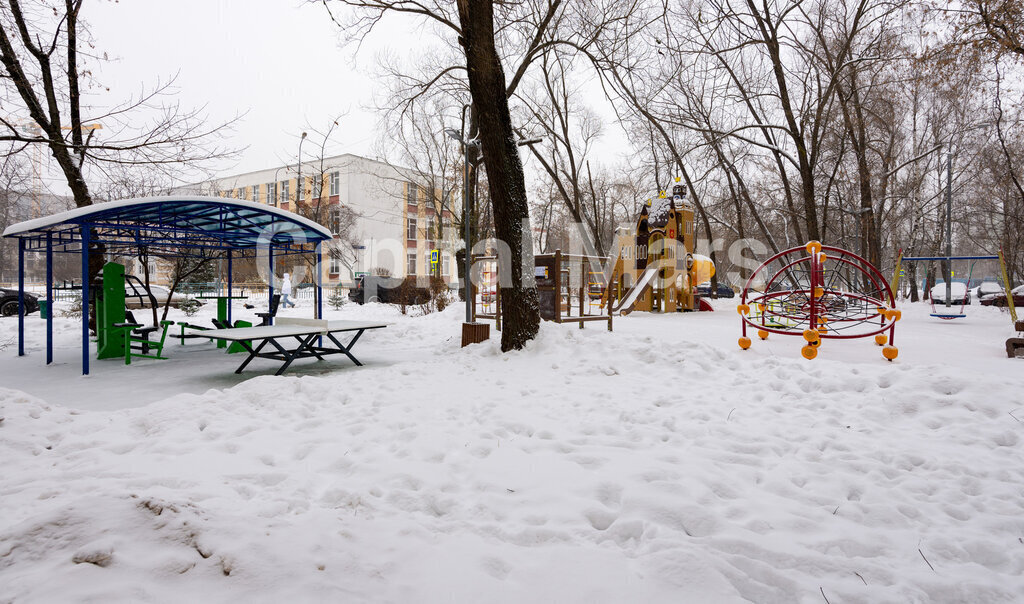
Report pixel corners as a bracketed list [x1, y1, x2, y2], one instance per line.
[39, 300, 48, 319]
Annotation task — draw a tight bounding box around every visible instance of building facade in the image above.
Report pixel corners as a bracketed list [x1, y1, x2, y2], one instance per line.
[175, 153, 456, 287]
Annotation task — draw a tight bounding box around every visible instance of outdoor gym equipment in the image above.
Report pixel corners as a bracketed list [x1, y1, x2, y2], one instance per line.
[117, 311, 174, 365]
[96, 262, 175, 364]
[95, 261, 130, 360]
[738, 241, 901, 361]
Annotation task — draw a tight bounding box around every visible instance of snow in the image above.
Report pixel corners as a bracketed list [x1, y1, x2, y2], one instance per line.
[2, 297, 1024, 602]
[1, 195, 331, 239]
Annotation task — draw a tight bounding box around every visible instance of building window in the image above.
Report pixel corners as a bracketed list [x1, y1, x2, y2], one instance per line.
[442, 252, 450, 276]
[251, 185, 260, 203]
[407, 217, 417, 240]
[281, 181, 290, 204]
[407, 182, 419, 205]
[329, 205, 343, 235]
[329, 171, 340, 197]
[407, 251, 417, 276]
[267, 182, 277, 205]
[329, 254, 341, 274]
[426, 215, 435, 241]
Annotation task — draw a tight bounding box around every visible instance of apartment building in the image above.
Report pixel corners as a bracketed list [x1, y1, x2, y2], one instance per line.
[175, 153, 456, 286]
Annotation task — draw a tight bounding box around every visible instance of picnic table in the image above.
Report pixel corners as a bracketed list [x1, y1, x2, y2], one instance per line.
[199, 317, 387, 375]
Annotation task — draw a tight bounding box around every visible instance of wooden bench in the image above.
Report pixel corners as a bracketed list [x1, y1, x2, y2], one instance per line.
[1006, 321, 1024, 358]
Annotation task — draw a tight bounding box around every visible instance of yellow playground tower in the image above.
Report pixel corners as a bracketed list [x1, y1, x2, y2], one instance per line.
[604, 180, 714, 314]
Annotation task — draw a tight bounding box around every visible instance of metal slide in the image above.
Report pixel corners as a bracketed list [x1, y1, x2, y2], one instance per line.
[614, 267, 659, 315]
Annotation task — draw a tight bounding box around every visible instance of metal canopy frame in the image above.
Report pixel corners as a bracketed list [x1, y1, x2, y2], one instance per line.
[2, 196, 332, 375]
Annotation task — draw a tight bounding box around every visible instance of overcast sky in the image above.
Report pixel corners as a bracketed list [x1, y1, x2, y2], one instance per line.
[87, 0, 390, 182]
[26, 0, 624, 195]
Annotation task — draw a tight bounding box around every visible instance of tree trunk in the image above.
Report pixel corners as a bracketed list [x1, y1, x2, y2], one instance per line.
[457, 0, 539, 351]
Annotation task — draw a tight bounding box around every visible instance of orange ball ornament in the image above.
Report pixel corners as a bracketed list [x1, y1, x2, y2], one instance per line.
[882, 346, 898, 361]
[758, 329, 769, 340]
[738, 337, 752, 350]
[875, 334, 887, 346]
[806, 241, 822, 255]
[801, 345, 818, 359]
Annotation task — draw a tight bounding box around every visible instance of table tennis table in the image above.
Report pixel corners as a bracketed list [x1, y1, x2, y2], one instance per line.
[198, 318, 388, 375]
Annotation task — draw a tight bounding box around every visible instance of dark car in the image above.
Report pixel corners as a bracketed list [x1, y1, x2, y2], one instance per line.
[695, 282, 736, 298]
[981, 284, 1024, 307]
[0, 288, 40, 317]
[348, 275, 432, 305]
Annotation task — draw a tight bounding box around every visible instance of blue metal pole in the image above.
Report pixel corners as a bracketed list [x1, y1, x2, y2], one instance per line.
[227, 250, 233, 325]
[46, 233, 53, 365]
[81, 228, 90, 376]
[901, 255, 999, 262]
[17, 238, 25, 357]
[316, 244, 323, 320]
[268, 244, 274, 326]
[317, 243, 323, 347]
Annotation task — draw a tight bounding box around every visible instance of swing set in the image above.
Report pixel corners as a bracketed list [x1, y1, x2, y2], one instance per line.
[891, 250, 1016, 320]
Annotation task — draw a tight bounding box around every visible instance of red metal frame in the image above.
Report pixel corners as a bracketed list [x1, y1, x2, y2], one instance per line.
[740, 244, 897, 347]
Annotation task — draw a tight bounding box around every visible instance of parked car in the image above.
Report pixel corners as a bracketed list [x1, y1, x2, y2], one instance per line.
[348, 275, 432, 305]
[695, 282, 736, 298]
[930, 281, 970, 305]
[124, 278, 195, 309]
[980, 284, 1024, 307]
[0, 288, 40, 317]
[973, 280, 1003, 300]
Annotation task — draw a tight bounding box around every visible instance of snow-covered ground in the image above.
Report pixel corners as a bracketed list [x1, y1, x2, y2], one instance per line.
[1, 297, 1023, 602]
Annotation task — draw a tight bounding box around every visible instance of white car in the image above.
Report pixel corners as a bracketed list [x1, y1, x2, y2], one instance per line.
[930, 281, 970, 305]
[125, 281, 195, 309]
[973, 281, 1003, 299]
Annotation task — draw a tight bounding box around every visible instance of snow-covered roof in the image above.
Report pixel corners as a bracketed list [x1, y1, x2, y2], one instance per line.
[648, 195, 681, 228]
[2, 196, 332, 251]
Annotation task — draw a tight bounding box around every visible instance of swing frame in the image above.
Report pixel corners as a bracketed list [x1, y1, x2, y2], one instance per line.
[891, 250, 1017, 322]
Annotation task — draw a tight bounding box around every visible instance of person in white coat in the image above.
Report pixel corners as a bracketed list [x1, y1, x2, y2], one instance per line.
[280, 272, 296, 308]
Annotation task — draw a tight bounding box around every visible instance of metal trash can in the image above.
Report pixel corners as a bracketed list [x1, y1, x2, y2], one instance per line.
[38, 300, 48, 319]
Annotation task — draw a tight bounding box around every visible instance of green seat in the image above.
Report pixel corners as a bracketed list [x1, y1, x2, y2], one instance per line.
[116, 316, 175, 365]
[227, 320, 252, 354]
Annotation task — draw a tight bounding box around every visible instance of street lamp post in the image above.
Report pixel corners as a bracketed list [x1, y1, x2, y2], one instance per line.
[444, 110, 542, 342]
[445, 122, 478, 324]
[272, 165, 290, 206]
[297, 131, 308, 205]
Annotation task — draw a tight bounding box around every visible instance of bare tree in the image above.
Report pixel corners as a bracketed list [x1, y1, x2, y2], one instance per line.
[0, 0, 238, 290]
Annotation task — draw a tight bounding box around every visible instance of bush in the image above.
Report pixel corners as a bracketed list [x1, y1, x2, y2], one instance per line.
[179, 298, 202, 317]
[60, 293, 83, 319]
[328, 286, 347, 310]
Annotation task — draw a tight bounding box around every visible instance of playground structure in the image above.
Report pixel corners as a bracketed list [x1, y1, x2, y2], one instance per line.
[603, 181, 715, 315]
[891, 251, 1015, 320]
[470, 180, 716, 330]
[472, 250, 612, 331]
[892, 249, 1023, 358]
[3, 196, 332, 374]
[738, 241, 901, 361]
